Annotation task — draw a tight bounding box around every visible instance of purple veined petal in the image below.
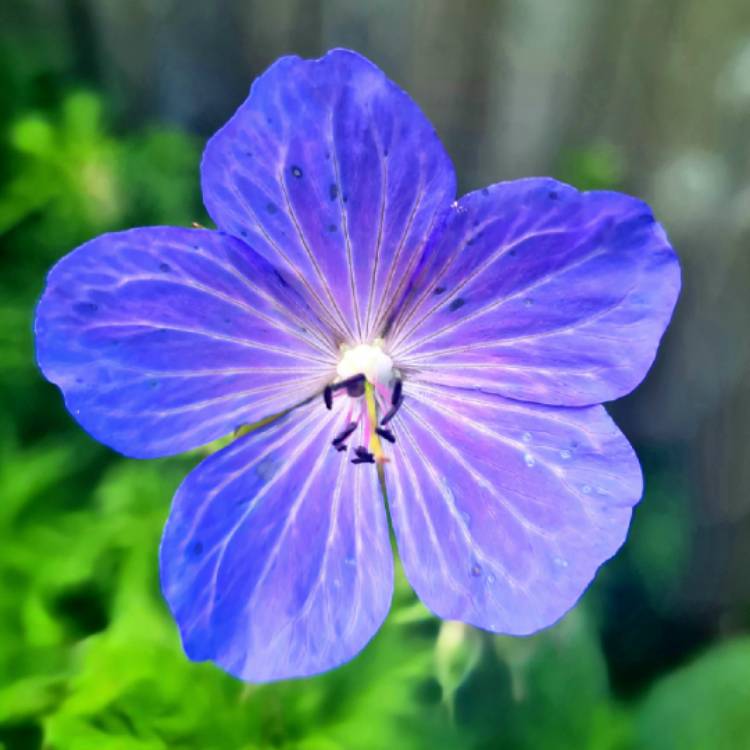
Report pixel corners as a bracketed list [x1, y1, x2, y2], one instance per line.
[201, 48, 456, 345]
[385, 381, 642, 635]
[160, 396, 393, 682]
[35, 226, 338, 458]
[388, 178, 681, 406]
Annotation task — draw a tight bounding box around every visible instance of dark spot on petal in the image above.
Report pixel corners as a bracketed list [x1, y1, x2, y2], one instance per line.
[509, 249, 517, 257]
[482, 188, 490, 197]
[383, 148, 389, 157]
[159, 262, 171, 272]
[274, 269, 290, 288]
[327, 224, 337, 233]
[266, 202, 278, 214]
[245, 151, 252, 158]
[470, 563, 482, 577]
[325, 151, 331, 160]
[549, 190, 559, 200]
[448, 297, 466, 312]
[149, 380, 159, 389]
[240, 230, 248, 238]
[191, 541, 203, 556]
[291, 165, 303, 178]
[433, 286, 446, 295]
[73, 302, 98, 315]
[343, 194, 348, 203]
[75, 377, 84, 384]
[329, 183, 339, 201]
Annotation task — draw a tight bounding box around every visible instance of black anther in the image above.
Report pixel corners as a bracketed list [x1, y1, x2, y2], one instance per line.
[323, 386, 333, 410]
[332, 373, 365, 392]
[391, 378, 402, 406]
[332, 422, 357, 447]
[375, 427, 396, 444]
[351, 454, 375, 465]
[380, 397, 403, 426]
[335, 444, 348, 452]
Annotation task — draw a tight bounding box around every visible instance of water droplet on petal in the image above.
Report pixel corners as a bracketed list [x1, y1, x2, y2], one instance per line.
[582, 484, 592, 494]
[524, 453, 536, 467]
[522, 431, 533, 443]
[553, 556, 568, 568]
[291, 165, 303, 178]
[470, 564, 482, 577]
[524, 297, 534, 307]
[487, 573, 496, 584]
[560, 449, 572, 460]
[344, 556, 357, 567]
[460, 511, 471, 526]
[595, 486, 608, 496]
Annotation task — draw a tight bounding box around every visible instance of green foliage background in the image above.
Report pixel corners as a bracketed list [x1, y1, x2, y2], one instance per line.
[1, 3, 747, 748]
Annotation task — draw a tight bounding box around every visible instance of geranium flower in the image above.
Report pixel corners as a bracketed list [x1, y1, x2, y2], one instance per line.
[34, 49, 680, 682]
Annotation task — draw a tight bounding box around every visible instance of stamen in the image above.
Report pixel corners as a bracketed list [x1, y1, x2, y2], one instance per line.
[351, 455, 375, 464]
[364, 382, 388, 464]
[391, 378, 402, 406]
[380, 400, 402, 426]
[323, 385, 333, 410]
[351, 445, 375, 464]
[375, 427, 396, 444]
[380, 379, 404, 425]
[332, 373, 366, 395]
[332, 421, 357, 447]
[352, 445, 375, 464]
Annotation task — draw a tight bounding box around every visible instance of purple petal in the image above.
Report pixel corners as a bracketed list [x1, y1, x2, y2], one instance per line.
[385, 381, 642, 634]
[35, 226, 336, 458]
[389, 179, 680, 406]
[160, 397, 393, 682]
[201, 48, 456, 344]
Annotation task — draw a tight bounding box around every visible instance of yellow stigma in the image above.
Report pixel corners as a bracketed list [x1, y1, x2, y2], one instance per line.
[365, 382, 388, 464]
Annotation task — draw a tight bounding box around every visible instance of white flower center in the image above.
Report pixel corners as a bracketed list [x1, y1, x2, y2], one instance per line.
[336, 342, 394, 388]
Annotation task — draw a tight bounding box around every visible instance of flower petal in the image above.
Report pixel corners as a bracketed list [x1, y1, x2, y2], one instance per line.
[201, 48, 456, 344]
[389, 178, 680, 406]
[160, 397, 393, 682]
[385, 381, 642, 635]
[35, 226, 336, 458]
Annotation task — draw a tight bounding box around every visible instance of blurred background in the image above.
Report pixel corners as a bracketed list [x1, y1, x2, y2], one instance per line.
[1, 1, 749, 748]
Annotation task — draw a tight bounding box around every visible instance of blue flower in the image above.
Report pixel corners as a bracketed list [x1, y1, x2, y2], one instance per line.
[34, 49, 680, 682]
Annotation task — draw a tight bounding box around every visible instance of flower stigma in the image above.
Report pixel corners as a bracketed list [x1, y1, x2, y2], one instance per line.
[323, 342, 403, 466]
